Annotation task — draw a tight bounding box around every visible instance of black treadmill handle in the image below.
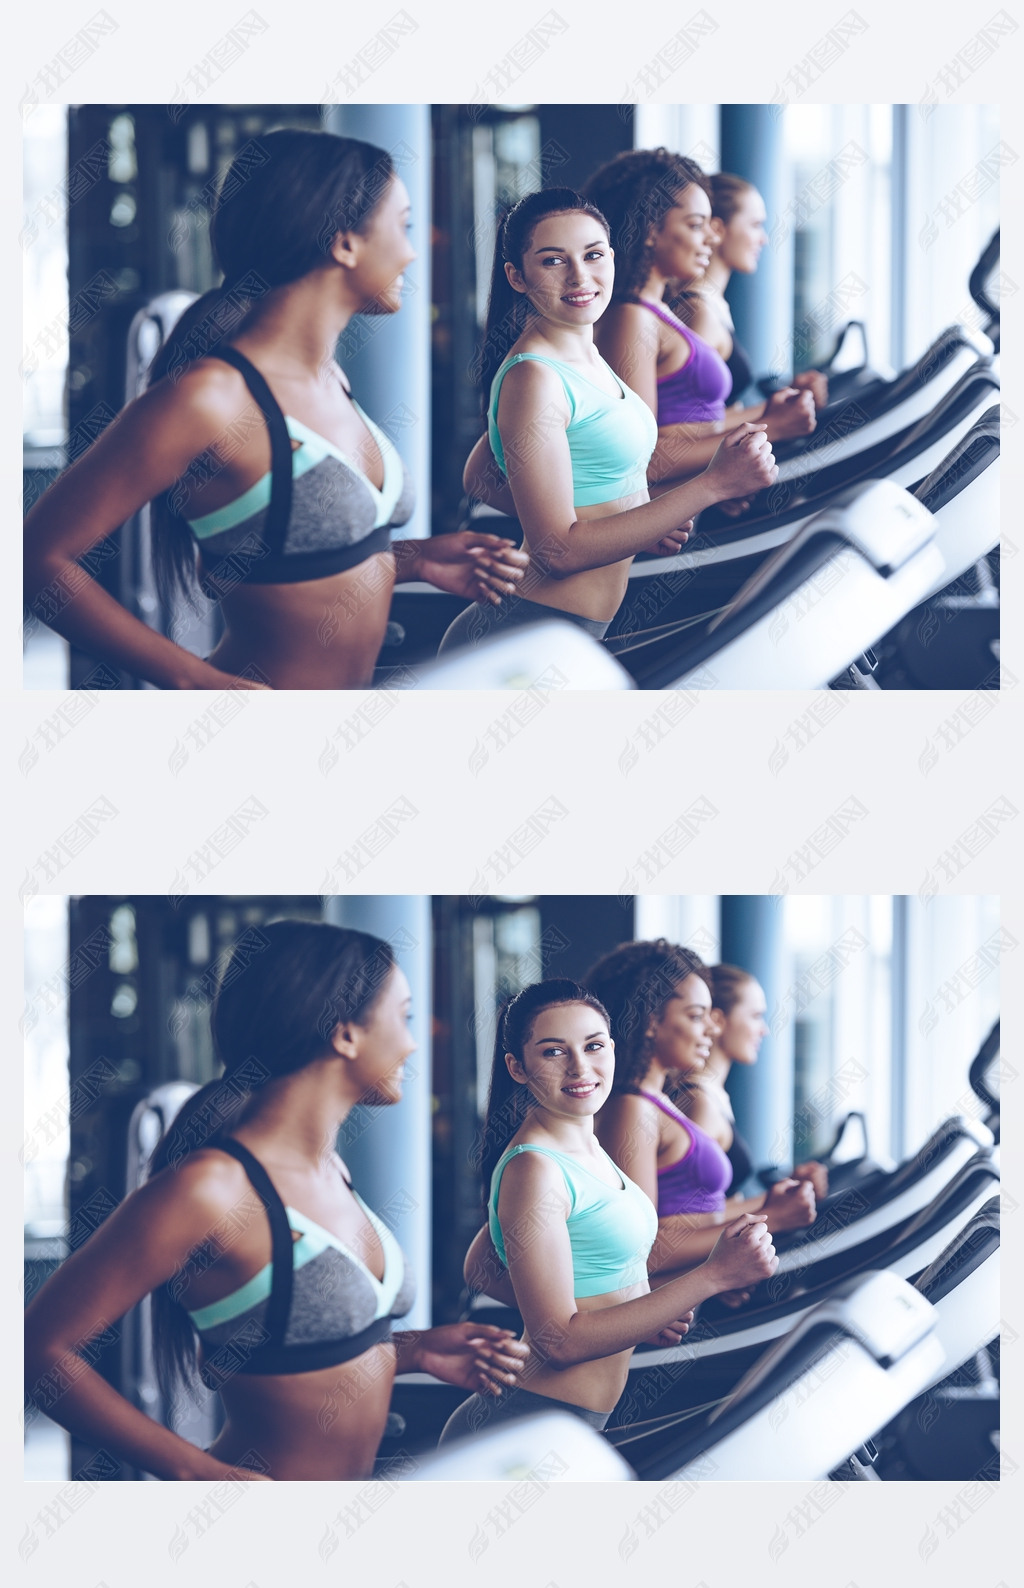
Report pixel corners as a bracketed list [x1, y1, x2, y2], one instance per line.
[969, 229, 1000, 321]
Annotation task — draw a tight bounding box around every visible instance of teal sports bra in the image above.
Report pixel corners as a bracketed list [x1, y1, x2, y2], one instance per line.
[488, 352, 658, 508]
[488, 1142, 657, 1298]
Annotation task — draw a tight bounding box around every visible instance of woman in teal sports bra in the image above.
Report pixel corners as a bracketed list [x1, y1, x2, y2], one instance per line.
[437, 188, 780, 656]
[442, 981, 778, 1444]
[24, 129, 526, 689]
[24, 922, 527, 1480]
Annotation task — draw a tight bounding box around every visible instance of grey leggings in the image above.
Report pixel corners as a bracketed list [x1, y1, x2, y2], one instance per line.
[438, 1386, 611, 1446]
[437, 595, 611, 657]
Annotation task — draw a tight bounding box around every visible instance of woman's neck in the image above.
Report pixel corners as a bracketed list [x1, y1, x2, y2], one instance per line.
[236, 274, 359, 378]
[524, 1104, 598, 1154]
[703, 1045, 732, 1088]
[637, 1058, 669, 1095]
[234, 1064, 358, 1172]
[638, 266, 671, 305]
[702, 255, 732, 297]
[523, 313, 598, 363]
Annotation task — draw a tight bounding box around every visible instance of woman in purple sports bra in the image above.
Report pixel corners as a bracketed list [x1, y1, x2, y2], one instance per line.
[587, 940, 816, 1283]
[583, 149, 817, 494]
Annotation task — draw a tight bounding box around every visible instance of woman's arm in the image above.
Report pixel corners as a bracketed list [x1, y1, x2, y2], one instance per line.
[498, 1152, 777, 1368]
[391, 531, 528, 604]
[597, 1094, 738, 1275]
[463, 1223, 518, 1307]
[24, 370, 272, 690]
[792, 370, 829, 408]
[793, 1160, 829, 1199]
[595, 1092, 662, 1205]
[598, 303, 814, 485]
[24, 1161, 268, 1480]
[391, 1323, 529, 1394]
[674, 1086, 817, 1232]
[678, 290, 828, 412]
[496, 360, 776, 578]
[462, 435, 519, 516]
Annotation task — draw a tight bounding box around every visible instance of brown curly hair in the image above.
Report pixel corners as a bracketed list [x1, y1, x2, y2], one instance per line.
[582, 148, 710, 303]
[585, 939, 711, 1092]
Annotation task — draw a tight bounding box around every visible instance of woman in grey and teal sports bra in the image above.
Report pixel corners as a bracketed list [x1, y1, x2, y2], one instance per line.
[24, 129, 526, 690]
[444, 981, 778, 1444]
[24, 923, 527, 1481]
[438, 188, 780, 657]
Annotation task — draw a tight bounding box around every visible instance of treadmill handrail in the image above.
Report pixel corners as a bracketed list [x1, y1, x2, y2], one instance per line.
[914, 406, 999, 514]
[969, 229, 1000, 322]
[820, 318, 869, 375]
[913, 1195, 1000, 1304]
[778, 323, 992, 465]
[687, 1155, 999, 1339]
[785, 1112, 993, 1237]
[707, 1270, 935, 1422]
[969, 1020, 1002, 1112]
[689, 363, 999, 546]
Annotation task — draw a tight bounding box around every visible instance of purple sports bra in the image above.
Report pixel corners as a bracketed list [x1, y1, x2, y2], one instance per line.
[639, 298, 733, 425]
[637, 1088, 733, 1215]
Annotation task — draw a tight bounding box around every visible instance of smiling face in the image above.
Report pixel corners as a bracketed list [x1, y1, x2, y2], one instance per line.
[712, 187, 768, 275]
[648, 972, 713, 1077]
[713, 978, 768, 1065]
[346, 963, 417, 1105]
[648, 183, 713, 287]
[506, 210, 615, 329]
[347, 174, 416, 315]
[506, 1000, 615, 1120]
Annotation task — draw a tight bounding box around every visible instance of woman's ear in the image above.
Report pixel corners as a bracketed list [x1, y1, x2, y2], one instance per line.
[706, 216, 727, 248]
[329, 229, 360, 271]
[706, 1007, 726, 1041]
[328, 1021, 359, 1059]
[504, 1051, 529, 1086]
[504, 260, 528, 296]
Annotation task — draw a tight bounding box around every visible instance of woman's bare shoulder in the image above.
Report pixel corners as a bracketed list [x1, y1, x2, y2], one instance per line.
[144, 1144, 256, 1219]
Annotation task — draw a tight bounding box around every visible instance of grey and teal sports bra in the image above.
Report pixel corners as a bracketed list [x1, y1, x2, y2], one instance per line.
[488, 1141, 657, 1299]
[488, 351, 657, 507]
[185, 1138, 415, 1386]
[170, 347, 415, 593]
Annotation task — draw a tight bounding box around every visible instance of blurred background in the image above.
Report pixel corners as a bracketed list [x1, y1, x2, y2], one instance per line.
[24, 103, 1000, 686]
[24, 891, 1002, 1477]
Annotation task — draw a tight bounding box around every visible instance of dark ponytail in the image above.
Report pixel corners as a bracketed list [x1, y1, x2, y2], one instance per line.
[478, 979, 610, 1202]
[585, 939, 711, 1093]
[475, 188, 610, 412]
[146, 129, 397, 607]
[148, 918, 396, 1398]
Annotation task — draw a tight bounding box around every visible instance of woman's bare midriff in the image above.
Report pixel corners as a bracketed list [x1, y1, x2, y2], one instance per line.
[513, 1279, 650, 1413]
[203, 550, 397, 689]
[518, 489, 653, 622]
[206, 1340, 397, 1479]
